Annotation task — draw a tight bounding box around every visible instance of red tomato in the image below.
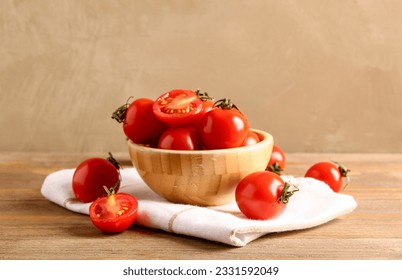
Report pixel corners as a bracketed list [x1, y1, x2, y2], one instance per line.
[112, 98, 167, 144]
[157, 126, 200, 150]
[153, 89, 204, 127]
[235, 171, 298, 220]
[266, 145, 286, 175]
[200, 99, 215, 114]
[193, 90, 216, 131]
[89, 193, 138, 233]
[241, 130, 260, 146]
[198, 98, 249, 149]
[72, 154, 120, 203]
[304, 161, 350, 193]
[195, 89, 215, 115]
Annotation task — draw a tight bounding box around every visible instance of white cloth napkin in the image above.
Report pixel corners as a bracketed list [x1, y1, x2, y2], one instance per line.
[41, 167, 357, 247]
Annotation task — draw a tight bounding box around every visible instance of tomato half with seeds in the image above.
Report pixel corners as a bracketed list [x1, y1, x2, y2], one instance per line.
[153, 89, 204, 126]
[304, 161, 350, 193]
[72, 154, 120, 203]
[89, 193, 138, 233]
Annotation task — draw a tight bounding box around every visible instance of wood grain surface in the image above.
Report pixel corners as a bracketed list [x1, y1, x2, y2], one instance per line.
[1, 152, 401, 260]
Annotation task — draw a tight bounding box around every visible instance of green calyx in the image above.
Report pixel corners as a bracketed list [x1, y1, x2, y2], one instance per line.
[278, 182, 299, 204]
[111, 96, 133, 123]
[214, 98, 239, 111]
[107, 152, 121, 170]
[104, 152, 122, 195]
[195, 89, 214, 102]
[268, 162, 284, 175]
[333, 161, 351, 177]
[332, 161, 351, 191]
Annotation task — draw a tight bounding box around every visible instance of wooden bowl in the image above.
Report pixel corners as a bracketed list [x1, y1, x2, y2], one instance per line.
[127, 129, 273, 206]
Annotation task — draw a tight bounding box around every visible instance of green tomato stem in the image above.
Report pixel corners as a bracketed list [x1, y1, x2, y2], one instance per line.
[279, 182, 299, 204]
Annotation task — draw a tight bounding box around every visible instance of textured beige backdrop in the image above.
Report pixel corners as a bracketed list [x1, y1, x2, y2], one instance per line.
[1, 0, 402, 153]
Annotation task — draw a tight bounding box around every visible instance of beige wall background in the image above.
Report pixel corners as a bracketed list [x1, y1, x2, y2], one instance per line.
[1, 0, 402, 153]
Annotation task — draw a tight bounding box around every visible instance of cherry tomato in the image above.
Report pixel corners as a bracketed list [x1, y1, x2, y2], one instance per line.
[157, 126, 200, 150]
[72, 154, 120, 203]
[198, 98, 249, 149]
[140, 137, 160, 148]
[153, 89, 204, 127]
[200, 99, 215, 114]
[266, 145, 286, 175]
[241, 130, 260, 146]
[89, 193, 138, 233]
[192, 89, 216, 131]
[194, 89, 215, 115]
[304, 161, 350, 193]
[235, 171, 298, 220]
[112, 97, 167, 144]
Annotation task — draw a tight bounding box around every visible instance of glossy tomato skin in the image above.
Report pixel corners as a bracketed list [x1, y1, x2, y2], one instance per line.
[193, 100, 216, 132]
[153, 89, 203, 127]
[304, 161, 347, 193]
[123, 98, 167, 144]
[89, 193, 138, 233]
[200, 99, 215, 115]
[266, 145, 286, 174]
[199, 108, 249, 149]
[241, 130, 260, 146]
[236, 171, 287, 220]
[72, 158, 120, 203]
[157, 126, 200, 150]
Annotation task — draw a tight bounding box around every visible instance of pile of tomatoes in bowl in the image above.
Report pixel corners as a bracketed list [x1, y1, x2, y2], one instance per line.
[70, 88, 351, 234]
[112, 88, 257, 150]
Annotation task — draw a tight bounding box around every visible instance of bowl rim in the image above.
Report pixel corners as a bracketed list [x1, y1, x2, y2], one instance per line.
[127, 128, 273, 155]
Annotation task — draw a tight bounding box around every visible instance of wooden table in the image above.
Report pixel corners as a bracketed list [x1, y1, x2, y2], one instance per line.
[1, 152, 401, 260]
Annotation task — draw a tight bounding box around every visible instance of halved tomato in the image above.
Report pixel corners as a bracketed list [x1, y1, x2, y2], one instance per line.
[153, 89, 203, 126]
[89, 193, 138, 233]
